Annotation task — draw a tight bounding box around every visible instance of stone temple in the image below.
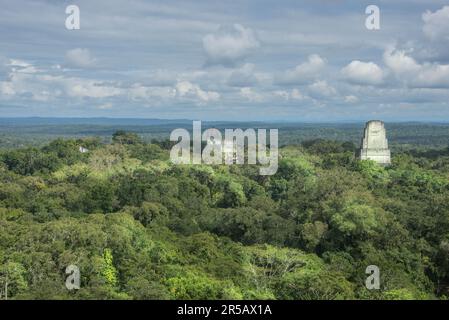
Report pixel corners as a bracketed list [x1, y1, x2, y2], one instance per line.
[358, 120, 391, 166]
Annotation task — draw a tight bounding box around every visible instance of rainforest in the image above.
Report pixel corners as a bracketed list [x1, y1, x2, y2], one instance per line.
[1, 122, 449, 300]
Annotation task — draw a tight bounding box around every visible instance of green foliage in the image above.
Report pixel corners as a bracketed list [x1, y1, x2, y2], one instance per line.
[212, 175, 247, 207]
[328, 202, 380, 237]
[101, 249, 118, 287]
[112, 131, 142, 145]
[129, 202, 168, 227]
[277, 157, 315, 180]
[383, 288, 419, 300]
[355, 160, 390, 185]
[0, 134, 448, 299]
[0, 261, 28, 299]
[166, 271, 242, 299]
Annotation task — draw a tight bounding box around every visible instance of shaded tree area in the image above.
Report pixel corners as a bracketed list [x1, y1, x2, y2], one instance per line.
[0, 133, 448, 299]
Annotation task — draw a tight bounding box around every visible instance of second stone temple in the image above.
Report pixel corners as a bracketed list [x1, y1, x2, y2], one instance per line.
[358, 120, 391, 166]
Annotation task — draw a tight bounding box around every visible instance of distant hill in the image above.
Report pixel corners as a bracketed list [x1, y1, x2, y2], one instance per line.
[1, 118, 449, 150]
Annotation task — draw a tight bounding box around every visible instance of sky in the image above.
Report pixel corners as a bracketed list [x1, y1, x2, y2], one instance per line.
[1, 0, 449, 121]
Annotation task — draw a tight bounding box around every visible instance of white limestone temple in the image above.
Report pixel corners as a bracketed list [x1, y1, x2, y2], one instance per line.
[358, 120, 391, 166]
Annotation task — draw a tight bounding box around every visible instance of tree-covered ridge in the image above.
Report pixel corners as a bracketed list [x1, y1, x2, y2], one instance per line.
[0, 132, 448, 300]
[3, 119, 449, 150]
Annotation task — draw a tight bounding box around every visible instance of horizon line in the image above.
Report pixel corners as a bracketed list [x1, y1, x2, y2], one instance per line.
[2, 116, 449, 124]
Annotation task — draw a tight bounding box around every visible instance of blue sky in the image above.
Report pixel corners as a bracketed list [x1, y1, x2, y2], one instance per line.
[1, 0, 449, 121]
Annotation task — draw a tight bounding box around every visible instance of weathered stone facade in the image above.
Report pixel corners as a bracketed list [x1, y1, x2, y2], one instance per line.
[358, 120, 391, 166]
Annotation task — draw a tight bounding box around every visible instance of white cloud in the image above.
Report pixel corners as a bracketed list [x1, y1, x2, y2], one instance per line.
[291, 88, 304, 100]
[273, 90, 289, 100]
[66, 81, 122, 98]
[98, 103, 113, 109]
[240, 87, 263, 102]
[137, 70, 177, 87]
[8, 59, 39, 74]
[8, 59, 31, 68]
[412, 64, 449, 88]
[126, 81, 221, 104]
[274, 88, 304, 101]
[0, 58, 222, 105]
[344, 95, 359, 103]
[175, 81, 220, 102]
[308, 80, 336, 97]
[0, 62, 121, 101]
[383, 48, 420, 75]
[65, 48, 96, 68]
[17, 66, 39, 74]
[203, 24, 260, 66]
[227, 63, 259, 87]
[422, 6, 449, 41]
[0, 63, 51, 100]
[275, 54, 326, 85]
[128, 84, 176, 101]
[0, 81, 15, 96]
[384, 47, 449, 88]
[341, 60, 384, 85]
